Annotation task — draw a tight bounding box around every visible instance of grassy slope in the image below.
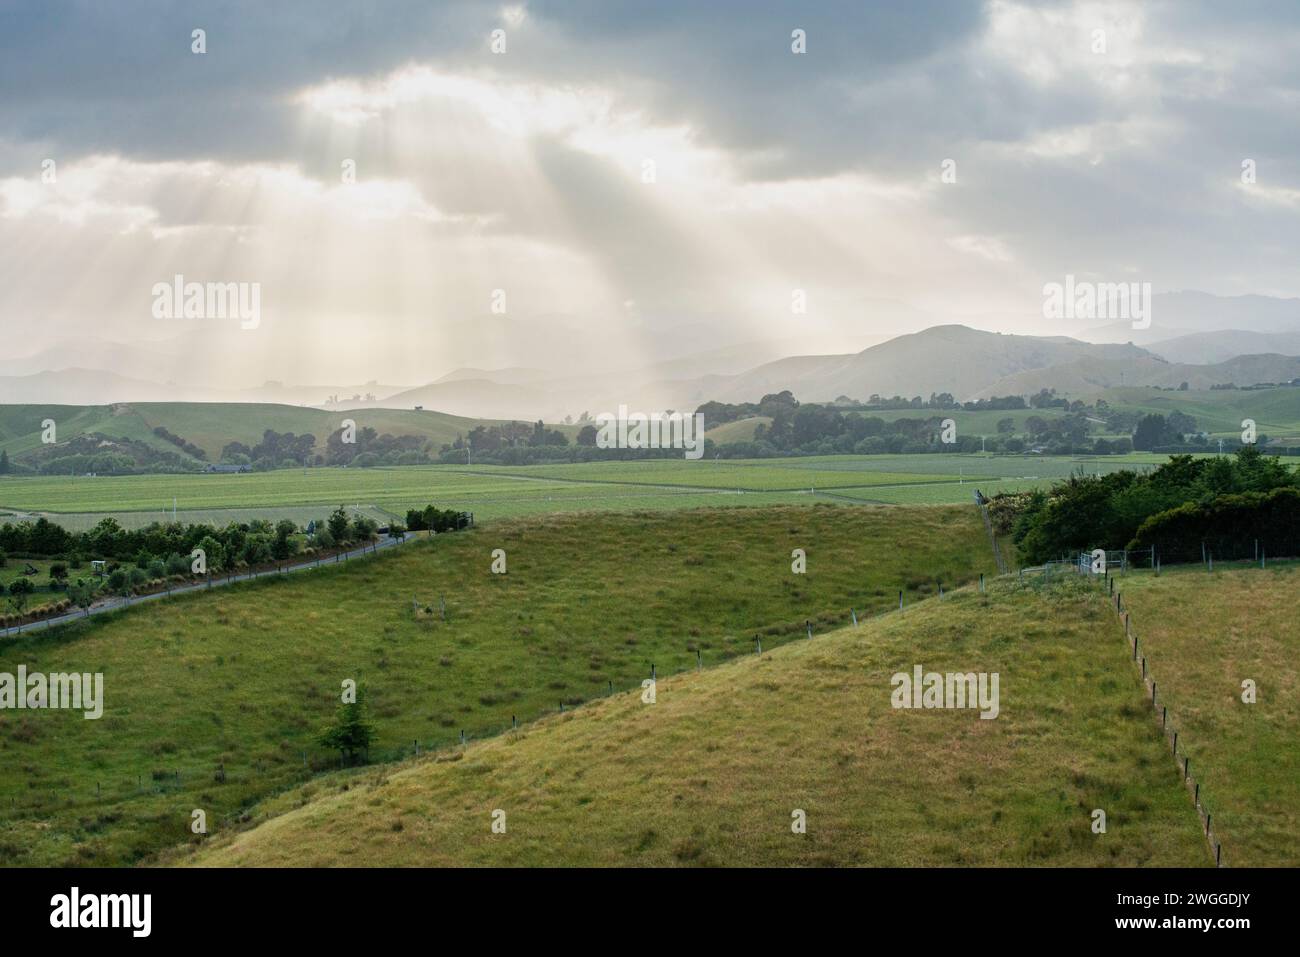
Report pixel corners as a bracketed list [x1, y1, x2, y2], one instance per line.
[1101, 386, 1300, 441]
[1115, 563, 1299, 866]
[0, 504, 992, 866]
[0, 405, 194, 461]
[185, 576, 1208, 867]
[703, 416, 771, 443]
[0, 402, 576, 463]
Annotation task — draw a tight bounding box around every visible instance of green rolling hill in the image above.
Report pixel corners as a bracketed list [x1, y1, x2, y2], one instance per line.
[0, 402, 569, 465]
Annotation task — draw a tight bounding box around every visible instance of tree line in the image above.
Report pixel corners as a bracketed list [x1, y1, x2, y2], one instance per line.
[992, 447, 1300, 563]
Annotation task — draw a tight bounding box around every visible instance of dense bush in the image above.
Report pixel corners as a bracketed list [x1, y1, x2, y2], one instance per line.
[1128, 487, 1300, 561]
[1002, 447, 1298, 563]
[405, 506, 473, 533]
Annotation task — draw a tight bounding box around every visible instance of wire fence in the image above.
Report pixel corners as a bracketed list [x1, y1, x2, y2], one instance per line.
[1017, 548, 1280, 867]
[1105, 575, 1225, 867]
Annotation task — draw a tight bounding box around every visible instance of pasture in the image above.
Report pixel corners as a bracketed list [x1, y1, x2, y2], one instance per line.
[1112, 563, 1300, 866]
[0, 504, 992, 866]
[184, 575, 1210, 867]
[0, 452, 1190, 527]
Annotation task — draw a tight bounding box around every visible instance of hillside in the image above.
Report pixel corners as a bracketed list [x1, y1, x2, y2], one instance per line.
[183, 575, 1209, 867]
[0, 402, 545, 465]
[1115, 564, 1300, 866]
[0, 504, 992, 866]
[976, 354, 1300, 399]
[1147, 330, 1300, 365]
[1099, 386, 1300, 441]
[1081, 291, 1300, 345]
[691, 326, 1152, 405]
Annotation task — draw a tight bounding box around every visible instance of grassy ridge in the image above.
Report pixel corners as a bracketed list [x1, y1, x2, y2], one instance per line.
[0, 504, 991, 866]
[0, 402, 536, 464]
[184, 576, 1209, 867]
[1114, 563, 1300, 866]
[1101, 386, 1300, 441]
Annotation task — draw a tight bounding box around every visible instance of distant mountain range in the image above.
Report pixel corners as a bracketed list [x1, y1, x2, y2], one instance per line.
[1143, 330, 1300, 365]
[3, 291, 1300, 417]
[1079, 290, 1300, 345]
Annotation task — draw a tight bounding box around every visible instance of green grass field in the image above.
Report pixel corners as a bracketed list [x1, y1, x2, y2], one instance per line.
[455, 459, 978, 490]
[0, 453, 1187, 527]
[182, 575, 1209, 867]
[1113, 563, 1300, 866]
[0, 504, 993, 866]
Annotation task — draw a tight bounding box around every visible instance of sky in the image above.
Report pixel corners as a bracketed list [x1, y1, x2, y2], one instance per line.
[1, 0, 1298, 387]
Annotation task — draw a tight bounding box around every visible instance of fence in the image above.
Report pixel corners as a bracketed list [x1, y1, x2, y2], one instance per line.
[974, 489, 1009, 575]
[1104, 574, 1225, 866]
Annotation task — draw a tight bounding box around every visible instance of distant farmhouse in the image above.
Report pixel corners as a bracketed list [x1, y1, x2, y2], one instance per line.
[205, 463, 251, 474]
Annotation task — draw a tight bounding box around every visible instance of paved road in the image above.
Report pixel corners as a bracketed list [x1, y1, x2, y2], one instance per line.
[3, 533, 416, 639]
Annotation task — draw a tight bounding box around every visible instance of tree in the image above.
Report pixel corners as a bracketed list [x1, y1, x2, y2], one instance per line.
[197, 535, 225, 575]
[271, 520, 298, 560]
[352, 516, 378, 541]
[327, 506, 351, 545]
[69, 580, 95, 616]
[0, 449, 9, 474]
[1132, 413, 1178, 451]
[7, 576, 34, 615]
[319, 689, 376, 765]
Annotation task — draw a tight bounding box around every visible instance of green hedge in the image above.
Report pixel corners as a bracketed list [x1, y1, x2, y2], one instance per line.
[1127, 487, 1300, 562]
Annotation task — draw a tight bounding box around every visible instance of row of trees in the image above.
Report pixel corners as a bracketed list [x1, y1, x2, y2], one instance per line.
[0, 507, 393, 619]
[0, 507, 379, 567]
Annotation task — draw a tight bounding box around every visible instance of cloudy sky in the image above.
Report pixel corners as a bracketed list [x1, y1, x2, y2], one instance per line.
[1, 0, 1298, 386]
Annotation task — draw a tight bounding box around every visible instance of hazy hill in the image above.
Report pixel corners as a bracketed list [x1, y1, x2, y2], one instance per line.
[976, 353, 1300, 398]
[432, 367, 551, 386]
[1081, 291, 1300, 345]
[680, 326, 1152, 405]
[0, 402, 523, 463]
[1146, 330, 1300, 364]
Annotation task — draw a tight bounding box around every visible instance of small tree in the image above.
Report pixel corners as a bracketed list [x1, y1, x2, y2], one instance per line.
[327, 506, 351, 545]
[7, 577, 34, 615]
[272, 519, 298, 560]
[319, 689, 376, 766]
[69, 580, 95, 616]
[197, 535, 225, 575]
[106, 568, 128, 594]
